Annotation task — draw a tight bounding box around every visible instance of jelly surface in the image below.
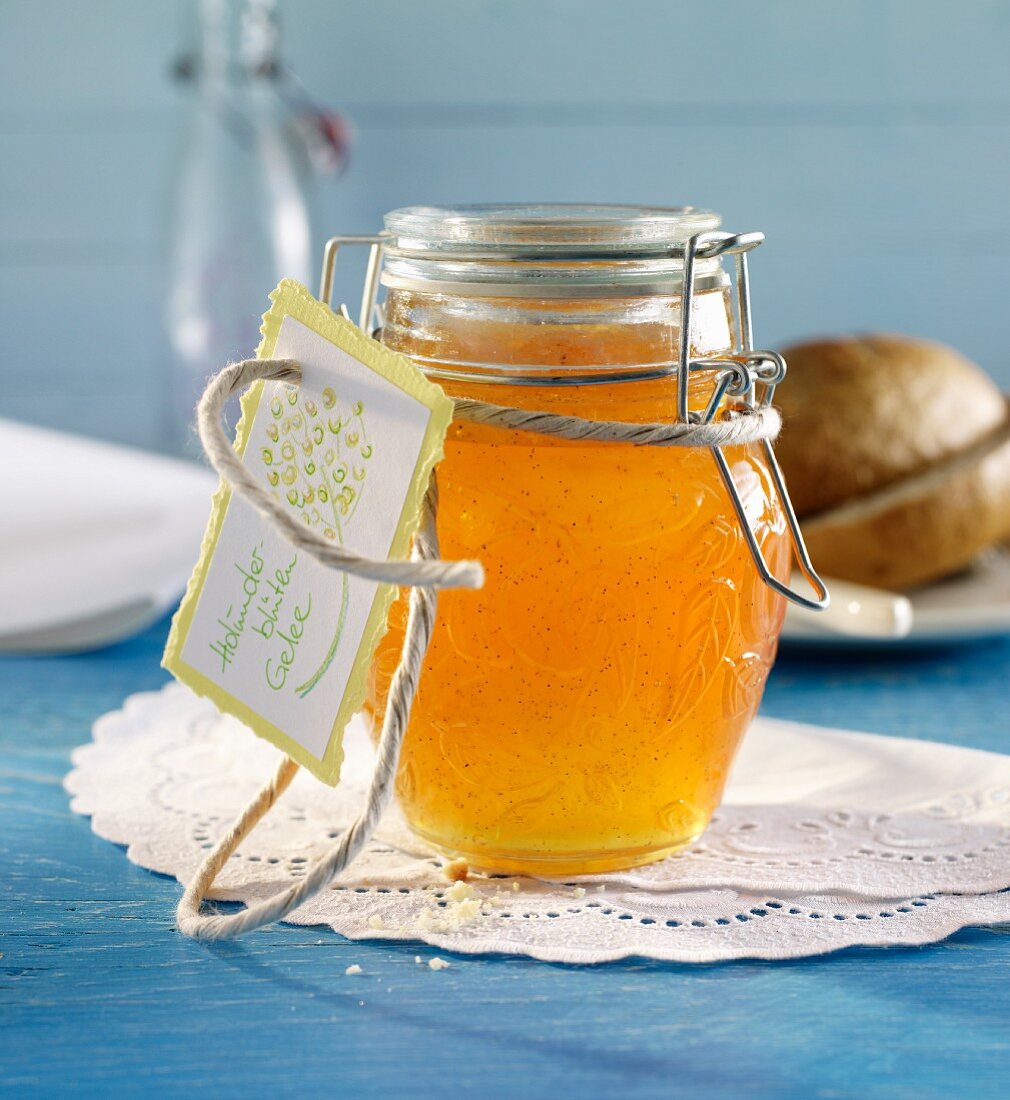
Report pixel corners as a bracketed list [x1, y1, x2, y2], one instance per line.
[368, 297, 789, 874]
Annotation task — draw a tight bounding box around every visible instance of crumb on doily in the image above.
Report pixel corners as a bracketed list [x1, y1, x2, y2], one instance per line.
[345, 964, 362, 975]
[443, 858, 469, 882]
[446, 880, 475, 902]
[428, 957, 450, 971]
[573, 886, 586, 898]
[367, 914, 385, 930]
[416, 878, 487, 933]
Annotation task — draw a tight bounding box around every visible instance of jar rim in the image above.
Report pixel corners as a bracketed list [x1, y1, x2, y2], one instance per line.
[380, 204, 727, 296]
[383, 203, 722, 258]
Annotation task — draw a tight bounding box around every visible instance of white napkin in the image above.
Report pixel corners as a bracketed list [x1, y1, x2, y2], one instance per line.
[0, 419, 216, 652]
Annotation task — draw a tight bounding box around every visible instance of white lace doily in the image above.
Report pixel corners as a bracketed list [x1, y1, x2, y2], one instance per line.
[65, 683, 1010, 963]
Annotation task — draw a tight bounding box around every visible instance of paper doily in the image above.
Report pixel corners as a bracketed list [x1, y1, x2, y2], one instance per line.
[65, 683, 1010, 963]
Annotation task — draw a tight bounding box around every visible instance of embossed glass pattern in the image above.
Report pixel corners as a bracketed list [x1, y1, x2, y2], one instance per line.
[367, 205, 789, 875]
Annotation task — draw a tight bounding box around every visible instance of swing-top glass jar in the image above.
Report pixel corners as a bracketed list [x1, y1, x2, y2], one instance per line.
[366, 204, 794, 875]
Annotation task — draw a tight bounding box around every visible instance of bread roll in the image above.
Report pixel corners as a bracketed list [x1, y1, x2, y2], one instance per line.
[776, 335, 1008, 518]
[800, 413, 1010, 589]
[775, 335, 1010, 589]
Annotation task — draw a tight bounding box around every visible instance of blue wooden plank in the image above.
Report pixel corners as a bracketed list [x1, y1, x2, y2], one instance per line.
[4, 0, 1010, 115]
[0, 0, 183, 116]
[0, 131, 174, 253]
[313, 122, 1010, 259]
[2, 620, 1010, 1097]
[0, 263, 168, 449]
[7, 120, 1008, 256]
[284, 0, 1010, 111]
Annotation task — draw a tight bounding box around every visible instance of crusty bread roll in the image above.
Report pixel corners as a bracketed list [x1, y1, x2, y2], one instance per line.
[775, 335, 1010, 590]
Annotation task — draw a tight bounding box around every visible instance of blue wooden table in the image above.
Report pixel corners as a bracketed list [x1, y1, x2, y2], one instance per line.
[3, 620, 1010, 1098]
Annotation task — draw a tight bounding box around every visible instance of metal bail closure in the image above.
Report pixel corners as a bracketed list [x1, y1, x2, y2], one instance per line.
[711, 442, 830, 612]
[319, 234, 386, 333]
[681, 231, 830, 613]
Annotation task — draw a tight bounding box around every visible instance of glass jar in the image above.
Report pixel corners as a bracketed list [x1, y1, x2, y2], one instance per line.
[366, 204, 790, 875]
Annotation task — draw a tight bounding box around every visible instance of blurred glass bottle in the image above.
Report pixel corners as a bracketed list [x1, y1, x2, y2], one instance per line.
[164, 0, 339, 456]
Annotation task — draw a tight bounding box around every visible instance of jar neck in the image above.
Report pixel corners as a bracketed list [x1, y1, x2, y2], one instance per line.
[382, 287, 735, 383]
[379, 254, 727, 301]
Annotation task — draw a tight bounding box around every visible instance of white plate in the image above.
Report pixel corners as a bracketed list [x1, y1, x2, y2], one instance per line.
[0, 419, 216, 654]
[781, 547, 1010, 648]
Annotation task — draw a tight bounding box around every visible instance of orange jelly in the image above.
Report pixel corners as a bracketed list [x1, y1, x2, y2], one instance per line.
[366, 205, 789, 875]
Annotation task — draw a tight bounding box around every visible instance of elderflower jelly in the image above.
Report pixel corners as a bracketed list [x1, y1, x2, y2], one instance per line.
[366, 205, 789, 875]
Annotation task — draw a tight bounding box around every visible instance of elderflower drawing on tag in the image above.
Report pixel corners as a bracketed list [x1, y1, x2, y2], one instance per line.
[258, 384, 373, 697]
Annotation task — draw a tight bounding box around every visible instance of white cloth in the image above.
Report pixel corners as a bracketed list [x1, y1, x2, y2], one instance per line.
[66, 683, 1010, 963]
[0, 419, 215, 652]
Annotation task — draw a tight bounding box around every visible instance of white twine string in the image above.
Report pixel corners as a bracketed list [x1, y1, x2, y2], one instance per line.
[195, 358, 484, 590]
[177, 356, 780, 940]
[176, 482, 440, 941]
[196, 359, 780, 594]
[452, 396, 779, 448]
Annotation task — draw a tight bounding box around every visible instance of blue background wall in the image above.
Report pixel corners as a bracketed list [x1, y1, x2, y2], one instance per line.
[3, 0, 1009, 448]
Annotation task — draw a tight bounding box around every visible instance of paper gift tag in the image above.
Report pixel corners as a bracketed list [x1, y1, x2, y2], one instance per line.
[164, 280, 453, 784]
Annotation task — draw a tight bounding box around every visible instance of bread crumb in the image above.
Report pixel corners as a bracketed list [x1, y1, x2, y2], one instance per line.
[481, 892, 502, 913]
[345, 964, 362, 975]
[428, 957, 450, 971]
[446, 880, 476, 903]
[415, 955, 422, 964]
[453, 896, 482, 922]
[416, 879, 484, 932]
[367, 914, 385, 930]
[417, 901, 478, 932]
[443, 858, 469, 882]
[512, 881, 521, 892]
[416, 908, 442, 932]
[573, 886, 586, 898]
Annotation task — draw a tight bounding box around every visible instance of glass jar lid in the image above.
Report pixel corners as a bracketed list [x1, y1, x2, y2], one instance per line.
[380, 203, 727, 297]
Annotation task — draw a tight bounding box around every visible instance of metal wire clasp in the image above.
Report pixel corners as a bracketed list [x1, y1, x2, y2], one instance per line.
[317, 226, 830, 612]
[319, 234, 386, 332]
[678, 231, 829, 611]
